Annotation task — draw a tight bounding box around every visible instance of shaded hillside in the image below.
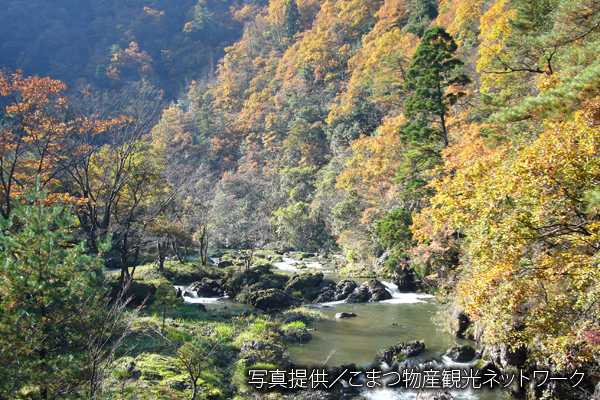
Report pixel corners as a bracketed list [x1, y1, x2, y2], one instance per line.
[0, 0, 266, 97]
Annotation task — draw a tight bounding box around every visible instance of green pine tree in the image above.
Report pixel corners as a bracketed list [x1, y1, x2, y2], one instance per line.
[283, 0, 301, 40]
[0, 186, 116, 399]
[397, 27, 470, 203]
[402, 26, 470, 149]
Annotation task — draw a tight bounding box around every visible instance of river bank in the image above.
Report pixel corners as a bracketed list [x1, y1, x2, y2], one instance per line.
[104, 251, 594, 399]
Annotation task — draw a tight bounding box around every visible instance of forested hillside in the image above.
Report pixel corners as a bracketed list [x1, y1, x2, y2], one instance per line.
[0, 0, 263, 97]
[2, 0, 600, 398]
[154, 0, 600, 390]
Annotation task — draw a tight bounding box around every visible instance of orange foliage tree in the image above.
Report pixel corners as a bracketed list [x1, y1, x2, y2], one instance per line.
[0, 70, 122, 218]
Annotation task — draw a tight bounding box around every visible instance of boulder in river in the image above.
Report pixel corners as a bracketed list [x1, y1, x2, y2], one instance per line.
[345, 285, 370, 303]
[366, 279, 393, 301]
[345, 279, 392, 303]
[285, 270, 324, 295]
[415, 390, 454, 400]
[445, 345, 477, 363]
[375, 341, 425, 366]
[334, 279, 357, 301]
[393, 263, 418, 292]
[335, 312, 357, 319]
[187, 278, 223, 297]
[311, 279, 337, 303]
[313, 288, 335, 303]
[249, 288, 297, 311]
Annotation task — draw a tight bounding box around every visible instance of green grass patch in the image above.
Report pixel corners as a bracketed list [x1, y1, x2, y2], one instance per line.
[282, 307, 327, 322]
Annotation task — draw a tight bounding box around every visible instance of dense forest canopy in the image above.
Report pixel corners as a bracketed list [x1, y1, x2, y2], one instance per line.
[2, 0, 600, 398]
[0, 0, 268, 97]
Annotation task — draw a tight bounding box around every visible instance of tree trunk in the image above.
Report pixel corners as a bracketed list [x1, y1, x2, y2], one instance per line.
[158, 241, 168, 272]
[191, 381, 198, 400]
[39, 303, 48, 400]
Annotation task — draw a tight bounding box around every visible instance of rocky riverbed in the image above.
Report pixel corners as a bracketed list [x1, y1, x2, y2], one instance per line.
[173, 254, 512, 400]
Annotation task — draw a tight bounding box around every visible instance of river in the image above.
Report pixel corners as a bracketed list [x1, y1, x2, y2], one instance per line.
[183, 256, 512, 400]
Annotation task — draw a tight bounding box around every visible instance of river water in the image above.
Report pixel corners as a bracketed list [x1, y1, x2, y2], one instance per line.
[183, 257, 511, 400]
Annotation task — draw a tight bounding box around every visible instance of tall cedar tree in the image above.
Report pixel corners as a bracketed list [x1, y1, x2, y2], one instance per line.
[397, 26, 470, 201]
[283, 0, 302, 39]
[402, 26, 470, 149]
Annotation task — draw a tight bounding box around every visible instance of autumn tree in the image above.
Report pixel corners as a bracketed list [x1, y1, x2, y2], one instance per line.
[0, 70, 121, 219]
[414, 97, 600, 375]
[151, 90, 218, 267]
[63, 83, 172, 285]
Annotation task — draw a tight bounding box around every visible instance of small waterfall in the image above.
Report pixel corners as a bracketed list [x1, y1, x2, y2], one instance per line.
[381, 281, 435, 304]
[177, 285, 227, 304]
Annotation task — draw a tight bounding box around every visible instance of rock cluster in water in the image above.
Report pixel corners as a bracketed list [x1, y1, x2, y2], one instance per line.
[345, 279, 393, 303]
[204, 257, 398, 310]
[186, 278, 223, 297]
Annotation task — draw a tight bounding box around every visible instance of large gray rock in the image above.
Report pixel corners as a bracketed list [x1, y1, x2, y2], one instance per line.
[335, 279, 357, 301]
[365, 279, 393, 301]
[335, 312, 357, 319]
[187, 278, 223, 297]
[346, 279, 392, 303]
[249, 288, 297, 311]
[375, 341, 425, 366]
[445, 345, 477, 363]
[345, 285, 370, 303]
[311, 279, 337, 302]
[313, 289, 335, 303]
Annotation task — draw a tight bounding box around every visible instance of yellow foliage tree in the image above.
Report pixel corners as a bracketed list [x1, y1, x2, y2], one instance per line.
[414, 98, 600, 369]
